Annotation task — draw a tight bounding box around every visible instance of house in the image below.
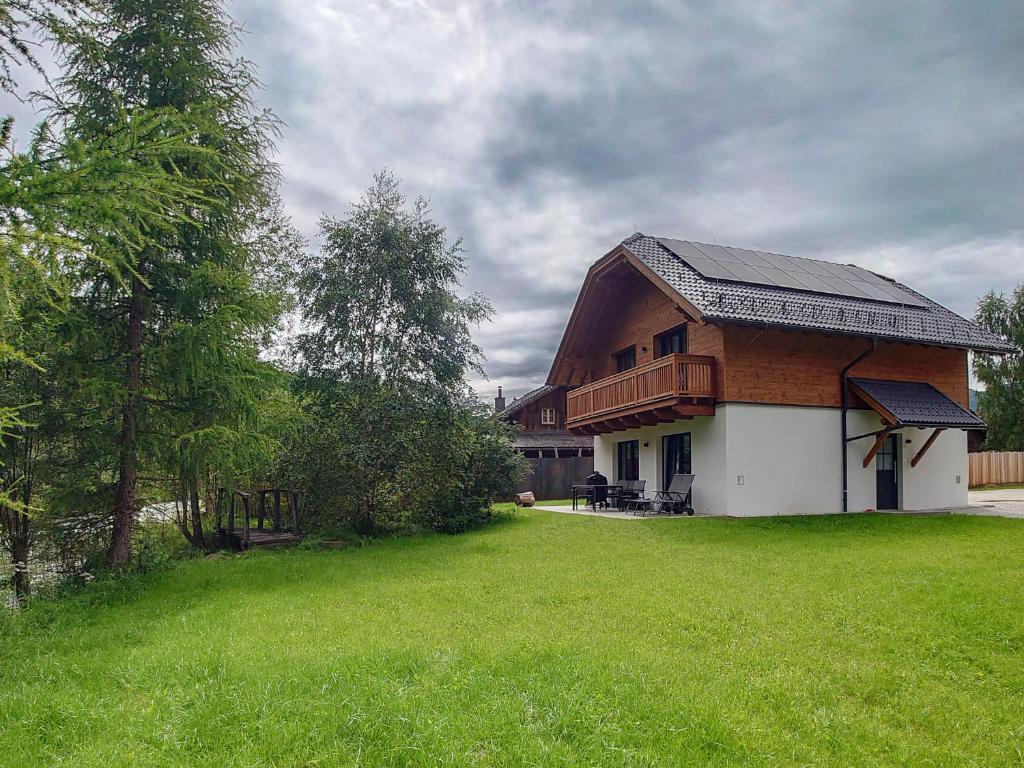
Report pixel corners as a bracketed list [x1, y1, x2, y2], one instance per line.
[547, 234, 1014, 516]
[495, 385, 594, 499]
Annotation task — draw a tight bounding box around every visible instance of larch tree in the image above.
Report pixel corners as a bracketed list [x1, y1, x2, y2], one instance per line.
[1, 0, 219, 594]
[51, 0, 294, 566]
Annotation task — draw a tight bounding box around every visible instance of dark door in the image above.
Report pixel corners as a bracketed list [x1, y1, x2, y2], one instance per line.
[662, 433, 692, 491]
[875, 433, 898, 510]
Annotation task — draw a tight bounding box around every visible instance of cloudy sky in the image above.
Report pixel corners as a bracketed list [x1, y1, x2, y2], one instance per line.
[13, 1, 1023, 400]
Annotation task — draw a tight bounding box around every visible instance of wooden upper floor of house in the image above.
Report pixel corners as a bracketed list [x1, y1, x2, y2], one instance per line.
[547, 235, 1013, 434]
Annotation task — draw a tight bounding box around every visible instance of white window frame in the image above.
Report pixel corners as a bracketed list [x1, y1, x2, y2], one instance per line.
[540, 408, 556, 425]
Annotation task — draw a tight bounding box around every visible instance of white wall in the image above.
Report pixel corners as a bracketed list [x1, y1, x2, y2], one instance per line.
[899, 427, 968, 509]
[845, 408, 883, 513]
[593, 410, 727, 515]
[724, 403, 846, 516]
[594, 403, 969, 516]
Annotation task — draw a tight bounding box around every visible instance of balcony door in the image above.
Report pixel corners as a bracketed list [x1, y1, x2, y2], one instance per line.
[662, 433, 691, 491]
[613, 346, 636, 373]
[657, 325, 688, 357]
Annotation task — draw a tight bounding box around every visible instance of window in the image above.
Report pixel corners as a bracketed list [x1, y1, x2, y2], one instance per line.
[657, 325, 688, 357]
[540, 407, 556, 425]
[617, 440, 640, 481]
[613, 346, 636, 373]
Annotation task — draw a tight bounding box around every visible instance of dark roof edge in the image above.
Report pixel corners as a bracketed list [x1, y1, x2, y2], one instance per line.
[703, 315, 1016, 355]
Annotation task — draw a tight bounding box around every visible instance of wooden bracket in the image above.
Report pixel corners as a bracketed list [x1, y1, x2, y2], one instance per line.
[910, 428, 945, 467]
[863, 427, 893, 468]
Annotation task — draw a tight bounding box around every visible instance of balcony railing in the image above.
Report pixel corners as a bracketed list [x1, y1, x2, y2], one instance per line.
[566, 353, 716, 427]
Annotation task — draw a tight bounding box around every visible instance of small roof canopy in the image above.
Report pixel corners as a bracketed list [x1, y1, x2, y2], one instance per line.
[848, 378, 985, 430]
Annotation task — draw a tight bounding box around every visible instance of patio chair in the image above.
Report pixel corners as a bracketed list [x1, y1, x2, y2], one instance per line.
[620, 480, 647, 513]
[607, 480, 629, 509]
[654, 473, 695, 515]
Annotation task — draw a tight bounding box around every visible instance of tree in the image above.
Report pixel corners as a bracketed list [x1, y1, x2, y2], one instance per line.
[1, 0, 222, 595]
[974, 286, 1024, 451]
[52, 0, 292, 566]
[0, 1, 91, 92]
[292, 172, 514, 535]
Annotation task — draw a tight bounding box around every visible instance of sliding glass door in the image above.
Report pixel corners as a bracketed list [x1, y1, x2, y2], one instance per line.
[662, 433, 691, 491]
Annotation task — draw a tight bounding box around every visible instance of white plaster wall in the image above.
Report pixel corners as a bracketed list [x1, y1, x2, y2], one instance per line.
[845, 408, 885, 513]
[594, 404, 969, 516]
[592, 410, 727, 515]
[899, 427, 968, 509]
[724, 404, 847, 516]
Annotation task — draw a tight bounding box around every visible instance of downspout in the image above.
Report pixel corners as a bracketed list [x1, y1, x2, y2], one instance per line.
[841, 338, 877, 512]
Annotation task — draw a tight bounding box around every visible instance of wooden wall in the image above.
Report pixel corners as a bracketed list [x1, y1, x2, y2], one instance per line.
[721, 325, 969, 408]
[512, 455, 594, 500]
[507, 387, 568, 430]
[561, 270, 724, 395]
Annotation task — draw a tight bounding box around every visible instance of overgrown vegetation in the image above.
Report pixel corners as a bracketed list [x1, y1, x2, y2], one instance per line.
[289, 173, 522, 535]
[2, 510, 1023, 766]
[0, 0, 518, 605]
[974, 284, 1024, 451]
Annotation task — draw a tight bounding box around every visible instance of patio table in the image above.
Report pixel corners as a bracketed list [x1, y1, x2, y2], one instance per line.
[571, 484, 621, 511]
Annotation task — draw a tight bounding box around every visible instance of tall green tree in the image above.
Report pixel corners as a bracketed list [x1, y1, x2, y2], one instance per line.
[292, 172, 518, 535]
[974, 286, 1024, 451]
[52, 0, 293, 566]
[2, 0, 221, 595]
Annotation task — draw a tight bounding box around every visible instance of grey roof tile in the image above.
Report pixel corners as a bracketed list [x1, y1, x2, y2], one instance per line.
[623, 234, 1015, 353]
[849, 378, 986, 429]
[513, 430, 594, 450]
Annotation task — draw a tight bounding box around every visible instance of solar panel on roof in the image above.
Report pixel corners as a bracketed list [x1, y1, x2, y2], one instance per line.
[656, 238, 926, 307]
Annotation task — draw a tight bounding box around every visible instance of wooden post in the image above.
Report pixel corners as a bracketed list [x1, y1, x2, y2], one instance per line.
[226, 492, 235, 537]
[215, 488, 225, 532]
[273, 490, 282, 531]
[241, 494, 251, 549]
[290, 491, 300, 534]
[911, 428, 944, 468]
[863, 428, 893, 468]
[257, 491, 266, 530]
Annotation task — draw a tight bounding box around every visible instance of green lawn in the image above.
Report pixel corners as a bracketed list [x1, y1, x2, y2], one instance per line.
[3, 509, 1024, 767]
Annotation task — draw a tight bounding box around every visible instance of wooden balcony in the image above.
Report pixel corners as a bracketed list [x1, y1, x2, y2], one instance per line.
[566, 353, 716, 434]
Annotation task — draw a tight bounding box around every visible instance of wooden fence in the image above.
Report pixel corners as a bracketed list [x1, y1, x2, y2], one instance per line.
[513, 455, 594, 501]
[969, 451, 1024, 487]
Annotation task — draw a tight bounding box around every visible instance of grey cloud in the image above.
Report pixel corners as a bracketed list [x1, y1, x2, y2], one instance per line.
[224, 0, 1024, 397]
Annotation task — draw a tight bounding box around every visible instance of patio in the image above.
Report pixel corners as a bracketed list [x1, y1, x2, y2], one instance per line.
[534, 503, 695, 519]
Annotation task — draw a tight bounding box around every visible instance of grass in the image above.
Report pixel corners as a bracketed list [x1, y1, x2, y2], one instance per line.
[2, 508, 1024, 767]
[972, 483, 1024, 491]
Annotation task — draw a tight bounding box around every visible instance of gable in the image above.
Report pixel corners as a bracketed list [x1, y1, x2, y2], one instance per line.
[546, 246, 709, 386]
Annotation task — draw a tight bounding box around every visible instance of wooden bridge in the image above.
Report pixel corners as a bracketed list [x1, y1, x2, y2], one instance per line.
[215, 487, 303, 550]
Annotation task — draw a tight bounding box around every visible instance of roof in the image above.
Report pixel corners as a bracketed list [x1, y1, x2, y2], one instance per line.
[497, 385, 559, 418]
[622, 234, 1015, 353]
[512, 430, 594, 450]
[849, 378, 986, 430]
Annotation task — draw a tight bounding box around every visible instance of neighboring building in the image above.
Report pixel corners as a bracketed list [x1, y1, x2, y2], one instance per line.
[496, 385, 594, 499]
[547, 234, 1014, 516]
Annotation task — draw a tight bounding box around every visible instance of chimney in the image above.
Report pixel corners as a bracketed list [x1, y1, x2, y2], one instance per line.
[494, 386, 505, 413]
